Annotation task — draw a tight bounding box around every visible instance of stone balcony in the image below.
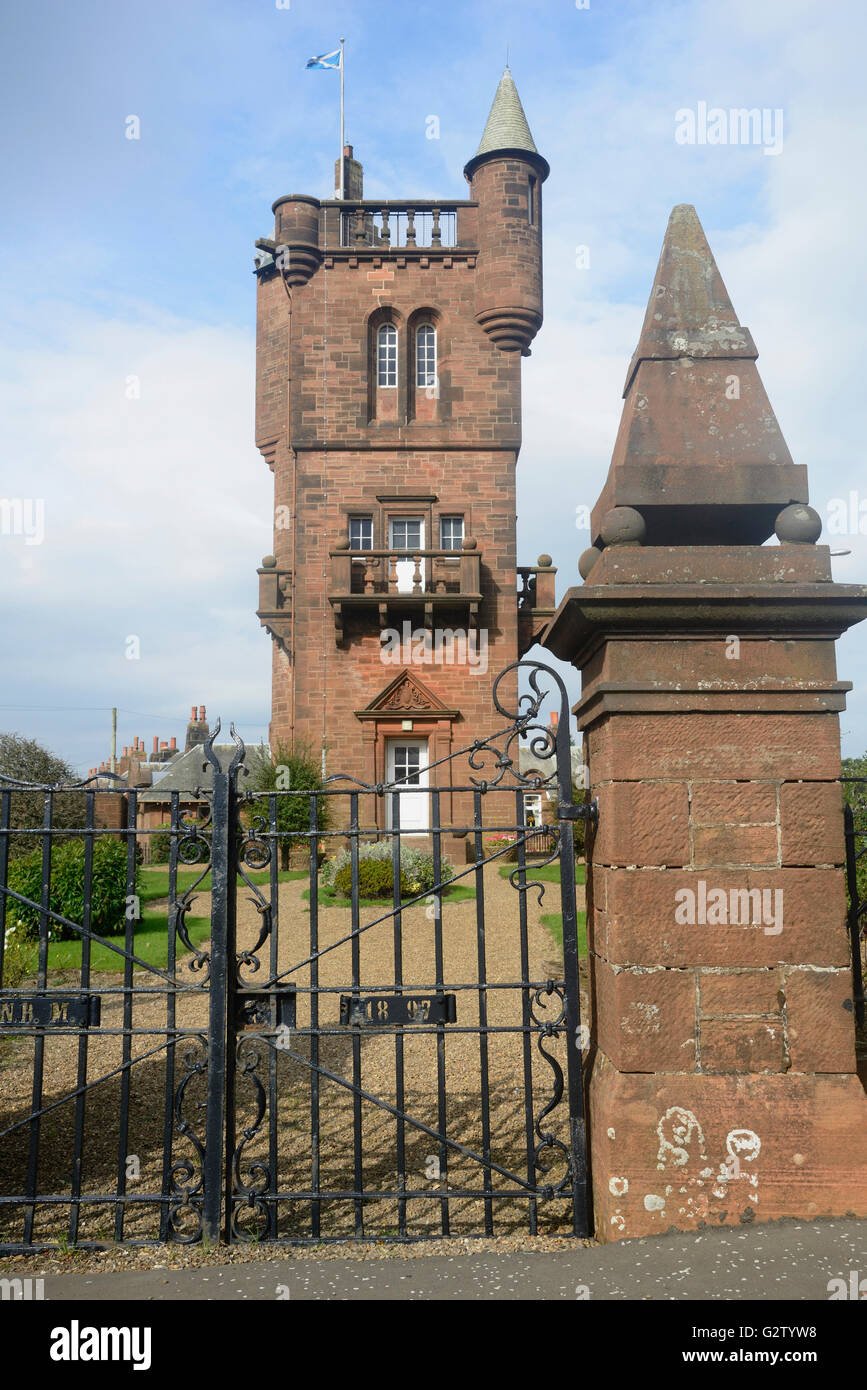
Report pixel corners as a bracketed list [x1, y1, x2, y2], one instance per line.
[256, 557, 292, 651]
[328, 539, 482, 646]
[257, 548, 557, 654]
[518, 556, 557, 655]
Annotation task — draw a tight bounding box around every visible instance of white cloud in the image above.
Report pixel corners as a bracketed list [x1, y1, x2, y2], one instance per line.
[0, 304, 273, 767]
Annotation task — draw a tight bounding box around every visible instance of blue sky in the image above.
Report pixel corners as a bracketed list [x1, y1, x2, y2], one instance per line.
[1, 0, 866, 772]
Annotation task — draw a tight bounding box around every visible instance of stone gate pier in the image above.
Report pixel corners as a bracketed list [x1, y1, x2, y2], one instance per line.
[543, 205, 867, 1240]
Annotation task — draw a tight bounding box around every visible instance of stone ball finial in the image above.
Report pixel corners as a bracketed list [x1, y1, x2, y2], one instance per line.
[578, 547, 602, 580]
[775, 503, 822, 544]
[262, 554, 277, 569]
[600, 506, 646, 547]
[462, 536, 478, 550]
[537, 553, 552, 567]
[335, 533, 351, 550]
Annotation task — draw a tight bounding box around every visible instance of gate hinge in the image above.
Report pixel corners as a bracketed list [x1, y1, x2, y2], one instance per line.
[559, 798, 598, 825]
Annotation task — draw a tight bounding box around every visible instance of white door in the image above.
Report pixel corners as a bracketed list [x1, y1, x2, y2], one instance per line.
[386, 739, 429, 833]
[388, 516, 425, 594]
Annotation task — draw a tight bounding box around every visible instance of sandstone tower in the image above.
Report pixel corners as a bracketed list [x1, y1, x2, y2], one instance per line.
[254, 68, 555, 833]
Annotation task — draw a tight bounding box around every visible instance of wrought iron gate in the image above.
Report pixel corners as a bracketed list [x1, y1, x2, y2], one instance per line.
[0, 662, 595, 1250]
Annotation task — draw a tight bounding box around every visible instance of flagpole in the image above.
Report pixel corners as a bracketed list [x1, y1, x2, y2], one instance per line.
[339, 37, 345, 199]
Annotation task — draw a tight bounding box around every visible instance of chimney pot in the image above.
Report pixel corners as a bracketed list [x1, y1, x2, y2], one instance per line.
[191, 705, 196, 720]
[160, 741, 168, 750]
[170, 737, 177, 749]
[153, 736, 159, 753]
[199, 706, 206, 721]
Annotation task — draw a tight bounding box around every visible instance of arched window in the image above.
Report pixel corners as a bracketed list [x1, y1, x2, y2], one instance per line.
[415, 323, 437, 390]
[377, 323, 397, 387]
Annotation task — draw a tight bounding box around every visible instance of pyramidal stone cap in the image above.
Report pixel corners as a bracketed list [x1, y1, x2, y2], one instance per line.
[622, 204, 757, 396]
[464, 66, 550, 181]
[589, 204, 808, 547]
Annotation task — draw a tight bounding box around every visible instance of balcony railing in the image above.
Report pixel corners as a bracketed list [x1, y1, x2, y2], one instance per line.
[518, 557, 557, 656]
[331, 546, 480, 597]
[329, 545, 482, 644]
[324, 201, 474, 250]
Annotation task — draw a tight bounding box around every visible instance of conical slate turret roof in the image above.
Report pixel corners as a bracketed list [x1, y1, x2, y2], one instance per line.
[464, 67, 549, 180]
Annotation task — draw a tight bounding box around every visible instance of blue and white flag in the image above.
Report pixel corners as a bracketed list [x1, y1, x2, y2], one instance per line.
[306, 49, 341, 70]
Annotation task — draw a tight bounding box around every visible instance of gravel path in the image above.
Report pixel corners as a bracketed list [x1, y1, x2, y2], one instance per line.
[0, 864, 586, 1249]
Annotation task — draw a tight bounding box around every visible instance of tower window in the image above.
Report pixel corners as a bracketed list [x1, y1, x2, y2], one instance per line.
[349, 517, 373, 550]
[377, 323, 397, 387]
[440, 516, 464, 550]
[415, 323, 437, 389]
[528, 175, 536, 226]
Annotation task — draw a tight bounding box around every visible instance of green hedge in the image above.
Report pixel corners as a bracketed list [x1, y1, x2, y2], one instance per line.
[6, 838, 135, 942]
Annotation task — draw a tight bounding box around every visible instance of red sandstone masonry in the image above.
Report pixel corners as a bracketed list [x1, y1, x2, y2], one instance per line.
[597, 866, 849, 968]
[690, 782, 777, 825]
[586, 712, 843, 783]
[699, 969, 782, 1017]
[784, 967, 857, 1072]
[593, 782, 690, 865]
[780, 782, 844, 864]
[255, 154, 543, 806]
[699, 1017, 784, 1073]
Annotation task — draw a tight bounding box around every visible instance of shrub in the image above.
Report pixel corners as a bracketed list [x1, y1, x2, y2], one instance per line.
[333, 858, 399, 899]
[6, 837, 135, 942]
[248, 742, 330, 870]
[323, 842, 453, 899]
[1, 927, 33, 988]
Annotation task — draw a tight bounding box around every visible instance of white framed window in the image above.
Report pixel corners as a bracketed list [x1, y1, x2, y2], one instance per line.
[377, 323, 397, 387]
[523, 793, 543, 829]
[415, 323, 437, 389]
[439, 516, 464, 551]
[389, 516, 424, 551]
[388, 515, 425, 593]
[349, 517, 373, 550]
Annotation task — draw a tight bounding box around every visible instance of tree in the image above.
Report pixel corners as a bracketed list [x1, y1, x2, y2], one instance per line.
[246, 742, 330, 870]
[0, 732, 86, 859]
[842, 754, 867, 927]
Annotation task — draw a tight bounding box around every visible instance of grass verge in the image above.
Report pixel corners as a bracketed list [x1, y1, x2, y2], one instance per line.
[498, 862, 585, 885]
[304, 883, 477, 909]
[10, 907, 211, 975]
[540, 910, 588, 957]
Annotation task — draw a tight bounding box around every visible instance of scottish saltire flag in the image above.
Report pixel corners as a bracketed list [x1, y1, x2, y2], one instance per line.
[306, 49, 341, 69]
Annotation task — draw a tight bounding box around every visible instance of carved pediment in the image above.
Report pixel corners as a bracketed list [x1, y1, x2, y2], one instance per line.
[357, 669, 458, 719]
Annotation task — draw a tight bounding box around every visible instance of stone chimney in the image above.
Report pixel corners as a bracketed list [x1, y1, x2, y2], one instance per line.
[335, 144, 363, 200]
[185, 702, 210, 752]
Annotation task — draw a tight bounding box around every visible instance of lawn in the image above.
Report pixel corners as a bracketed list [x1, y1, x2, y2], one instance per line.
[11, 906, 212, 975]
[540, 910, 588, 957]
[498, 861, 586, 885]
[7, 867, 306, 978]
[304, 882, 477, 909]
[137, 865, 305, 905]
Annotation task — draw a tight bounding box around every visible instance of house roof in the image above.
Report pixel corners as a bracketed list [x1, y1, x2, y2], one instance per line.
[138, 744, 269, 802]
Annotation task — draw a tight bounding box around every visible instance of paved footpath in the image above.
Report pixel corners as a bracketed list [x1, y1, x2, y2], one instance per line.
[41, 1219, 867, 1301]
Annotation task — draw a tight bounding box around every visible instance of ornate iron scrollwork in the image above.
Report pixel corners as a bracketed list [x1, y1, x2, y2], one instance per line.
[167, 1038, 209, 1243]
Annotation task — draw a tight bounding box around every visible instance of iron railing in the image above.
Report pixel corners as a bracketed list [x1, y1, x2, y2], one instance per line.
[0, 661, 595, 1249]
